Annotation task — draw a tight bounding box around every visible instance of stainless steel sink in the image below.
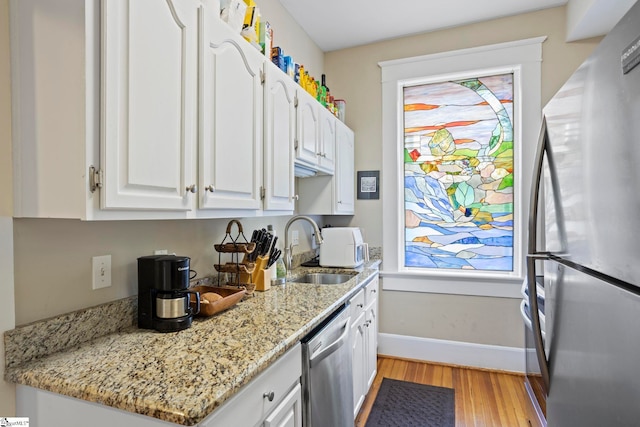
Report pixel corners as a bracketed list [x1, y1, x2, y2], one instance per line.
[291, 272, 356, 285]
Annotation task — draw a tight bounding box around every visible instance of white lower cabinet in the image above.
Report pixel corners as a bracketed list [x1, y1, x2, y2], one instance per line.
[16, 385, 178, 427]
[350, 288, 367, 419]
[350, 273, 379, 418]
[201, 343, 302, 427]
[364, 276, 379, 389]
[262, 383, 302, 427]
[16, 344, 302, 427]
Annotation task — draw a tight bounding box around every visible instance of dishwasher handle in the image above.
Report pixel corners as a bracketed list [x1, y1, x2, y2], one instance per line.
[309, 316, 351, 368]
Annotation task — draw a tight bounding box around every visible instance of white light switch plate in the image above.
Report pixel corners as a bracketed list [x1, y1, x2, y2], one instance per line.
[92, 255, 112, 290]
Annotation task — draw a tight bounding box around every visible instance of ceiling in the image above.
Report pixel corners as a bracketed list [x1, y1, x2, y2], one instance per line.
[277, 0, 633, 52]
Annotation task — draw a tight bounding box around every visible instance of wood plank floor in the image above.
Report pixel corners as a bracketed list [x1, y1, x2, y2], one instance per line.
[355, 356, 531, 427]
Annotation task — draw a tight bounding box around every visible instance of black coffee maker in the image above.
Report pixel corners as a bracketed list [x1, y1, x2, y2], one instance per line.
[137, 255, 200, 332]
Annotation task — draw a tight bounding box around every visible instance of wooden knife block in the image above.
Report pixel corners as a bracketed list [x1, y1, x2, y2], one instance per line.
[239, 255, 271, 292]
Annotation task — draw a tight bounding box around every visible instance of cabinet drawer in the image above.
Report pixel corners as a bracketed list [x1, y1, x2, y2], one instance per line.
[364, 276, 379, 305]
[263, 382, 302, 427]
[200, 343, 301, 427]
[349, 288, 365, 317]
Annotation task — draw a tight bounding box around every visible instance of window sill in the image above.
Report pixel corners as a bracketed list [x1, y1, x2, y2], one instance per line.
[379, 270, 523, 298]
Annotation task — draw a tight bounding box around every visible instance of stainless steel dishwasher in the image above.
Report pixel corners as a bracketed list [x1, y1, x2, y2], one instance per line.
[301, 303, 354, 427]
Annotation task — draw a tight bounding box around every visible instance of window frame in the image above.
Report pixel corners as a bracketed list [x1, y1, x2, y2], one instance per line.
[379, 37, 545, 298]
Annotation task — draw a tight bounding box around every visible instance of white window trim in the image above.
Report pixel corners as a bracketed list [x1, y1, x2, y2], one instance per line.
[379, 37, 546, 298]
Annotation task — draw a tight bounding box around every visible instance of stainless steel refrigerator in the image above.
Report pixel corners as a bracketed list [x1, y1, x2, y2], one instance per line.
[524, 2, 640, 426]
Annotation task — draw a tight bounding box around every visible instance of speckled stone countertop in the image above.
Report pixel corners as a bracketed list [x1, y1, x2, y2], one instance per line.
[4, 261, 380, 426]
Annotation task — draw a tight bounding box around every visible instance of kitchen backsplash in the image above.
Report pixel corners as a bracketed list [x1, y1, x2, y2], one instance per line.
[4, 296, 137, 370]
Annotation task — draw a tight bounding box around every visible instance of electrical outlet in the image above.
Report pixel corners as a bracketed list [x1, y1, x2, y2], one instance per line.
[154, 249, 168, 255]
[292, 230, 299, 246]
[92, 255, 112, 290]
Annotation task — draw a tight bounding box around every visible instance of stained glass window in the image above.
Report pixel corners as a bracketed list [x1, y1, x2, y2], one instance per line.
[403, 73, 514, 272]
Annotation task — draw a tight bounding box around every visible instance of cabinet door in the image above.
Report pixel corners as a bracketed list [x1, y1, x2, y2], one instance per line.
[334, 121, 355, 214]
[364, 299, 378, 389]
[295, 91, 320, 166]
[364, 276, 379, 390]
[199, 17, 263, 210]
[263, 383, 302, 427]
[101, 0, 197, 211]
[351, 310, 366, 418]
[263, 62, 295, 211]
[17, 385, 176, 427]
[318, 109, 336, 174]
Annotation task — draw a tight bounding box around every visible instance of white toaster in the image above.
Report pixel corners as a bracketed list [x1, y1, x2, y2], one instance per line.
[319, 227, 368, 268]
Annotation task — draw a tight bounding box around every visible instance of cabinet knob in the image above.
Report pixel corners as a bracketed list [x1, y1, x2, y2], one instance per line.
[263, 391, 275, 402]
[205, 185, 215, 193]
[357, 303, 363, 308]
[186, 184, 197, 193]
[291, 194, 299, 201]
[371, 289, 377, 294]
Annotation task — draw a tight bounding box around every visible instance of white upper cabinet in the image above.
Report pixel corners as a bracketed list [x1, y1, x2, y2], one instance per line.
[297, 119, 354, 215]
[11, 0, 100, 219]
[295, 90, 321, 167]
[294, 89, 337, 176]
[263, 61, 296, 212]
[101, 0, 198, 211]
[334, 120, 355, 214]
[199, 11, 263, 211]
[10, 0, 346, 220]
[11, 0, 200, 220]
[317, 108, 336, 174]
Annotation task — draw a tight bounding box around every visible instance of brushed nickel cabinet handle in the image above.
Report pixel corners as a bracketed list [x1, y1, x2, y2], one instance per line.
[263, 391, 275, 402]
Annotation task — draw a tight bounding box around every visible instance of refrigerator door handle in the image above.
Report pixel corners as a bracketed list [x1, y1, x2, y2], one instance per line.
[526, 117, 551, 394]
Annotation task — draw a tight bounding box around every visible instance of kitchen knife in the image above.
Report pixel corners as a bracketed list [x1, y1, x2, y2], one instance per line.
[263, 234, 273, 257]
[269, 236, 278, 258]
[266, 249, 281, 268]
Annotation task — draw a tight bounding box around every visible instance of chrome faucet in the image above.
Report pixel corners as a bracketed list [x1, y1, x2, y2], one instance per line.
[284, 215, 323, 273]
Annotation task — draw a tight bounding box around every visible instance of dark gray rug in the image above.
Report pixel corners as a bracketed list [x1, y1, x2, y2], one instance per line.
[365, 378, 455, 427]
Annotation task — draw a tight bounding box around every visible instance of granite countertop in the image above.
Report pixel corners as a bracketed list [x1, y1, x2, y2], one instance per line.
[4, 261, 380, 426]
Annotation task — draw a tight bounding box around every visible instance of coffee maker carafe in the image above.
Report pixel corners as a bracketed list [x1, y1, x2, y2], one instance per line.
[138, 255, 200, 332]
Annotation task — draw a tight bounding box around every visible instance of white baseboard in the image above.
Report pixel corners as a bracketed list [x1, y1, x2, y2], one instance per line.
[378, 333, 525, 373]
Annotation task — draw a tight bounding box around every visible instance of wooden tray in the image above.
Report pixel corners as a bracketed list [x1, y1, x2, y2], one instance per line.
[214, 262, 255, 274]
[189, 286, 246, 317]
[214, 242, 256, 254]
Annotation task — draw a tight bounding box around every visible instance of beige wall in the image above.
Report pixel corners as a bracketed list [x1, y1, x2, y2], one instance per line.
[0, 0, 16, 416]
[253, 0, 324, 79]
[325, 6, 602, 348]
[13, 216, 322, 325]
[0, 0, 10, 216]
